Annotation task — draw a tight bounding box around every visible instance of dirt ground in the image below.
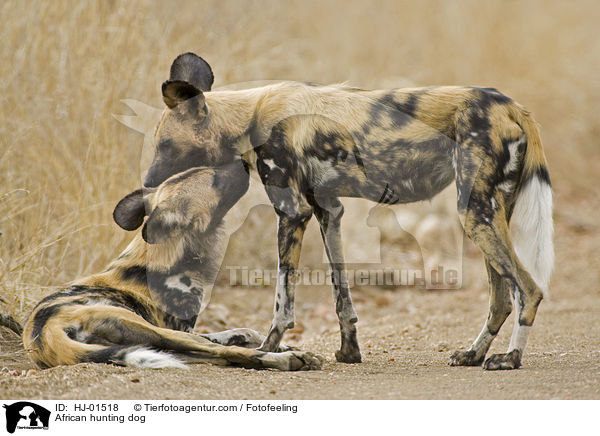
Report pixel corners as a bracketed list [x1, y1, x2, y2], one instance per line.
[1, 187, 598, 400]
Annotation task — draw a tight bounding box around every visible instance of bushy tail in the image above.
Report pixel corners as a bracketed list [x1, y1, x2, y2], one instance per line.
[85, 345, 187, 369]
[508, 105, 554, 297]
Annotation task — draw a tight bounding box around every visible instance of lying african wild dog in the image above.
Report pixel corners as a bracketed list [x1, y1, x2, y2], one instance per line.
[21, 161, 322, 370]
[142, 53, 554, 370]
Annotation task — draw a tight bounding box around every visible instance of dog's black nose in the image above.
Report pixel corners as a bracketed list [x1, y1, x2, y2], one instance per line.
[143, 171, 162, 188]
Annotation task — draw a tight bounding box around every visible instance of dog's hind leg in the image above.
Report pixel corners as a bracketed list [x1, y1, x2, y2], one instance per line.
[313, 198, 361, 363]
[199, 328, 265, 348]
[199, 328, 295, 351]
[453, 139, 544, 369]
[450, 260, 512, 366]
[456, 206, 540, 370]
[53, 306, 322, 370]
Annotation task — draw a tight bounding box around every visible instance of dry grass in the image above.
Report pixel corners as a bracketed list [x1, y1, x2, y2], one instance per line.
[1, 0, 598, 322]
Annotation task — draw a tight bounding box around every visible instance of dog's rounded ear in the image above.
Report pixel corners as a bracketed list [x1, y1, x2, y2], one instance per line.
[162, 80, 202, 109]
[162, 53, 213, 109]
[169, 52, 214, 92]
[113, 189, 146, 231]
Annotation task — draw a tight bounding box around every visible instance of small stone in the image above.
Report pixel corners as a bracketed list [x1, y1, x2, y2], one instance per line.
[435, 343, 449, 352]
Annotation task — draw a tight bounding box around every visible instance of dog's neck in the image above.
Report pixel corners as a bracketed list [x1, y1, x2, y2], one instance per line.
[84, 228, 225, 327]
[205, 84, 295, 160]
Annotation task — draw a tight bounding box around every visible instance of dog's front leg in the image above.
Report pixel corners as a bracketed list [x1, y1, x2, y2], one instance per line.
[199, 328, 296, 351]
[314, 199, 361, 363]
[259, 213, 311, 352]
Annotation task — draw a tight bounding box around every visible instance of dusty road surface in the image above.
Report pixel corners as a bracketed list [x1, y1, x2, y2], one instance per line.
[1, 193, 599, 400]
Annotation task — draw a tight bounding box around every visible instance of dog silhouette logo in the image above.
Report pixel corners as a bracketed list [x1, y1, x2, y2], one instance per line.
[3, 402, 50, 433]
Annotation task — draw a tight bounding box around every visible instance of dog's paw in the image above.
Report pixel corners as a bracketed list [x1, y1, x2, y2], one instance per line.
[286, 351, 324, 371]
[483, 350, 522, 370]
[449, 349, 484, 366]
[335, 348, 362, 363]
[277, 344, 300, 352]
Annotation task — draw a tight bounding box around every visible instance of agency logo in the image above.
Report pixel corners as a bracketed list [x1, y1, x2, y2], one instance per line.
[3, 402, 50, 433]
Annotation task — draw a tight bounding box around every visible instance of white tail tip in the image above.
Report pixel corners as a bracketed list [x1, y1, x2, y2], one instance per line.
[511, 175, 554, 298]
[123, 348, 187, 369]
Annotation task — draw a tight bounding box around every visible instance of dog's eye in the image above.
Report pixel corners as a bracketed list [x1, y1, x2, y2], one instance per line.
[157, 139, 174, 153]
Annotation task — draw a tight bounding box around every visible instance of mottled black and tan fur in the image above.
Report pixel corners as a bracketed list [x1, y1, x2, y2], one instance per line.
[22, 162, 322, 370]
[142, 53, 554, 370]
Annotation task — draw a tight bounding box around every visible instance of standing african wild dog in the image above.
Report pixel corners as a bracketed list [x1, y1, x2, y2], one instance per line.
[143, 53, 554, 370]
[22, 161, 322, 371]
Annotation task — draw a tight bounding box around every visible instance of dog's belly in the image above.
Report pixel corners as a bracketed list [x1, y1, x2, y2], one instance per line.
[314, 137, 456, 204]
